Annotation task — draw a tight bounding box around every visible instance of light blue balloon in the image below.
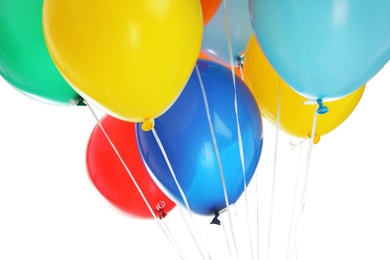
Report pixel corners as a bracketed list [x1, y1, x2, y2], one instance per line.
[249, 0, 390, 99]
[201, 0, 252, 67]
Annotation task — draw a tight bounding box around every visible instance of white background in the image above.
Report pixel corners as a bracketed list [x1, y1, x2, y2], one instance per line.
[1, 61, 389, 260]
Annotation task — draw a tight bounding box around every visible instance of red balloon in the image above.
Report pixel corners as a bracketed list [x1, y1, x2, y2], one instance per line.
[200, 0, 221, 25]
[86, 115, 176, 219]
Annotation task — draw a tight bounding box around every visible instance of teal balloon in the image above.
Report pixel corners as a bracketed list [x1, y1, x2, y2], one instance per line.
[249, 0, 390, 100]
[201, 0, 252, 67]
[0, 0, 83, 105]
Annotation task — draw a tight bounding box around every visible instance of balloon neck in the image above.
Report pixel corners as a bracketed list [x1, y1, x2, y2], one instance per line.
[237, 52, 245, 69]
[316, 99, 329, 114]
[71, 96, 86, 106]
[156, 201, 167, 219]
[141, 119, 155, 131]
[158, 210, 167, 219]
[210, 212, 221, 225]
[312, 133, 321, 144]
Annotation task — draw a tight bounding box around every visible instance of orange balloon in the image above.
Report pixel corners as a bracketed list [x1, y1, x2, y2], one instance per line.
[200, 0, 221, 25]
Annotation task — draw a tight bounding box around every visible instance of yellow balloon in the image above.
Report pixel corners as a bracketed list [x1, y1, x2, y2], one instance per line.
[43, 0, 203, 123]
[243, 35, 365, 144]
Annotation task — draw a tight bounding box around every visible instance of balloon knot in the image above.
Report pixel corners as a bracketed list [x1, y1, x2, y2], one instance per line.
[237, 52, 245, 68]
[141, 119, 155, 131]
[158, 210, 167, 219]
[156, 201, 167, 219]
[70, 96, 86, 106]
[210, 212, 221, 225]
[316, 99, 329, 114]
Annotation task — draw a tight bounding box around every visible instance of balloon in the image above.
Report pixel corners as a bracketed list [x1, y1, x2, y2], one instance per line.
[43, 0, 203, 124]
[200, 0, 222, 25]
[249, 0, 390, 100]
[198, 52, 243, 79]
[0, 0, 83, 106]
[201, 0, 252, 67]
[86, 115, 176, 219]
[243, 35, 365, 144]
[136, 59, 263, 216]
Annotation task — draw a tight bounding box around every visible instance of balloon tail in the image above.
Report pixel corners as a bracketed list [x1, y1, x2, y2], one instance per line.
[210, 212, 221, 225]
[71, 96, 86, 106]
[195, 63, 239, 260]
[316, 99, 329, 114]
[84, 101, 185, 260]
[237, 53, 245, 81]
[151, 128, 212, 260]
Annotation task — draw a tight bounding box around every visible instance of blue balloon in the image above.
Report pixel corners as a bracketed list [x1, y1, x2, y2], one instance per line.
[201, 0, 252, 67]
[136, 59, 263, 216]
[249, 0, 390, 100]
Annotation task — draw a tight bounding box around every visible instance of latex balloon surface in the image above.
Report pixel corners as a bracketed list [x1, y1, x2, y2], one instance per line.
[137, 59, 263, 216]
[249, 0, 390, 99]
[198, 52, 243, 79]
[201, 0, 252, 67]
[86, 115, 176, 219]
[0, 0, 83, 105]
[43, 0, 203, 122]
[243, 35, 365, 143]
[200, 0, 221, 25]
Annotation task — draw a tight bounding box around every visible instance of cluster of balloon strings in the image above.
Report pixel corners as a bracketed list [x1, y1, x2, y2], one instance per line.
[218, 0, 330, 259]
[81, 1, 326, 260]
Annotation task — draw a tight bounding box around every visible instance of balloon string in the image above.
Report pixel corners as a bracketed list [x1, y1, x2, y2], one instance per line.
[195, 64, 239, 260]
[84, 101, 185, 260]
[267, 78, 281, 260]
[285, 139, 306, 260]
[291, 103, 319, 260]
[159, 212, 188, 259]
[151, 127, 212, 260]
[221, 218, 235, 260]
[255, 163, 261, 260]
[222, 1, 254, 259]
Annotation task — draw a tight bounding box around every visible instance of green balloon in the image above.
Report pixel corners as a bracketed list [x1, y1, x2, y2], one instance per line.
[0, 0, 83, 106]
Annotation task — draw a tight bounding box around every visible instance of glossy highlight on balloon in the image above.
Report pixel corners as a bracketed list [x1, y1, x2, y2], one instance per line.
[249, 0, 390, 100]
[43, 0, 203, 122]
[86, 115, 176, 219]
[243, 35, 365, 143]
[136, 59, 263, 216]
[0, 0, 83, 105]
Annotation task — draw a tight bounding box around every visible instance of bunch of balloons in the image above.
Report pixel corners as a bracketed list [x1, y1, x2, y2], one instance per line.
[1, 0, 390, 220]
